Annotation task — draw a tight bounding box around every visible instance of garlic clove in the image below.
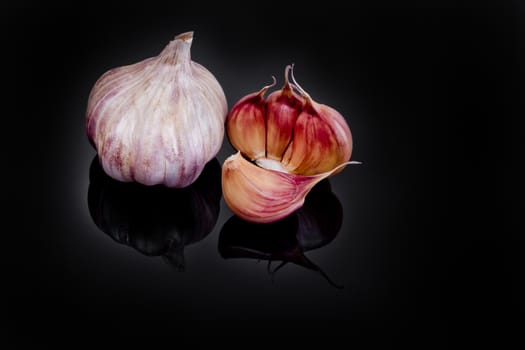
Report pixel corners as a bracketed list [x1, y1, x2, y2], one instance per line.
[226, 78, 276, 161]
[86, 31, 227, 188]
[281, 101, 353, 175]
[281, 67, 353, 175]
[265, 65, 303, 161]
[222, 152, 353, 223]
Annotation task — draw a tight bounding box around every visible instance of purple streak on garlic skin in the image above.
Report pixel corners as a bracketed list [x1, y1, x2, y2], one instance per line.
[86, 32, 227, 188]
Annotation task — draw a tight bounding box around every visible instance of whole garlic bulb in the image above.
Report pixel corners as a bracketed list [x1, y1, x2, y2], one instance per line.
[86, 31, 227, 188]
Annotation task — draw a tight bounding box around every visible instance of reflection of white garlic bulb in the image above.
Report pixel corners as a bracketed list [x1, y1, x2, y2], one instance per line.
[86, 31, 227, 188]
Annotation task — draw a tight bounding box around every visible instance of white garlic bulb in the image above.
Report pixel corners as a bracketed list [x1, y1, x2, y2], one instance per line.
[86, 31, 227, 188]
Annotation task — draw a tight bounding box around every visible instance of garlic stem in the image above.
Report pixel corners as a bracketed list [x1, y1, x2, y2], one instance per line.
[289, 63, 312, 102]
[175, 31, 194, 42]
[282, 65, 294, 94]
[158, 32, 193, 66]
[257, 76, 277, 97]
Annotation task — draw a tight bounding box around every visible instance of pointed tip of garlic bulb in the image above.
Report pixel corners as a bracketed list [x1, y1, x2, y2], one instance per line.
[175, 31, 194, 42]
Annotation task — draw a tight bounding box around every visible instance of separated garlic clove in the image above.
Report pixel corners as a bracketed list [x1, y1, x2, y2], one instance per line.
[281, 67, 352, 175]
[281, 101, 353, 175]
[226, 78, 276, 161]
[222, 152, 355, 224]
[86, 31, 227, 188]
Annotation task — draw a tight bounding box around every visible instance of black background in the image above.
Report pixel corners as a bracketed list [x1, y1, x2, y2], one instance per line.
[5, 1, 523, 347]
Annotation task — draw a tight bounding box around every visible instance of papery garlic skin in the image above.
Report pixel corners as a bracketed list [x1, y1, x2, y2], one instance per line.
[222, 152, 355, 224]
[86, 31, 227, 188]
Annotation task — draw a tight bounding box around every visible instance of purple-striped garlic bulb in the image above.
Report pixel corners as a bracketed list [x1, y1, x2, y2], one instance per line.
[223, 65, 359, 223]
[86, 31, 227, 188]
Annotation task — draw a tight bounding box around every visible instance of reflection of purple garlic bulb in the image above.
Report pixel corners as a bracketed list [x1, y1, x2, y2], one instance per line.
[86, 31, 227, 188]
[219, 179, 344, 288]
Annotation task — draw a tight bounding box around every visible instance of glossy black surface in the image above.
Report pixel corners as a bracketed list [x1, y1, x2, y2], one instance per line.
[6, 1, 522, 346]
[219, 179, 344, 289]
